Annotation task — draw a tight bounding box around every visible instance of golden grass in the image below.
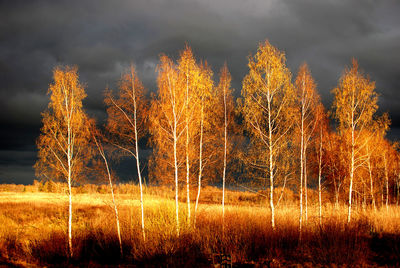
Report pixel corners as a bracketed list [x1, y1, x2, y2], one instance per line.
[1, 189, 400, 267]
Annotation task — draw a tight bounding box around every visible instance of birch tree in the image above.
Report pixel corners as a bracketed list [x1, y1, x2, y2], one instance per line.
[332, 59, 378, 222]
[362, 115, 390, 210]
[35, 66, 91, 258]
[90, 126, 123, 256]
[294, 63, 320, 234]
[365, 133, 378, 210]
[315, 104, 328, 225]
[150, 55, 186, 235]
[177, 46, 201, 224]
[215, 63, 235, 222]
[216, 63, 234, 224]
[105, 65, 147, 241]
[241, 40, 294, 229]
[193, 62, 214, 223]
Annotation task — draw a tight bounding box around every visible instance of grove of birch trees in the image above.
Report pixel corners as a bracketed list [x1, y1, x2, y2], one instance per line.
[35, 40, 400, 254]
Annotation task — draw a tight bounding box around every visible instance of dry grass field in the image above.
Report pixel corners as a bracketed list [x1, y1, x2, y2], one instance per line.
[1, 185, 400, 267]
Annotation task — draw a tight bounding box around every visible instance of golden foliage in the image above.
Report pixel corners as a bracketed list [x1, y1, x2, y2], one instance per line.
[332, 59, 378, 133]
[105, 65, 148, 154]
[240, 40, 295, 188]
[34, 66, 91, 184]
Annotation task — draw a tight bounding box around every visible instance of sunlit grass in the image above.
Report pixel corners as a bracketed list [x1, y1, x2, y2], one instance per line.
[1, 188, 400, 266]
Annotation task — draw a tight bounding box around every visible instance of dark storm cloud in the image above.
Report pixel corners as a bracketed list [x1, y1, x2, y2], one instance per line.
[1, 0, 400, 183]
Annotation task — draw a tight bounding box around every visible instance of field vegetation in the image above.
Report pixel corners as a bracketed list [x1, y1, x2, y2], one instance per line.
[1, 182, 400, 267]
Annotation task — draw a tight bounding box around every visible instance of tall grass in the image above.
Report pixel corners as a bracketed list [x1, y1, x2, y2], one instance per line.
[1, 190, 400, 266]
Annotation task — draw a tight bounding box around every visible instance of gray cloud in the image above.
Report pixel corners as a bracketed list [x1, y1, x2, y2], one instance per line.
[1, 0, 400, 184]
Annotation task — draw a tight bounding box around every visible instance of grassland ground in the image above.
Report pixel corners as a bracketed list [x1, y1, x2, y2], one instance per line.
[0, 186, 400, 267]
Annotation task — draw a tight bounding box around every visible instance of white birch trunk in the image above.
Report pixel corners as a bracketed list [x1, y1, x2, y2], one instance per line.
[185, 72, 191, 225]
[94, 136, 123, 256]
[104, 156, 123, 256]
[66, 95, 73, 258]
[347, 117, 355, 223]
[168, 72, 180, 236]
[367, 151, 376, 211]
[222, 82, 228, 226]
[362, 182, 367, 211]
[194, 100, 204, 225]
[347, 83, 356, 223]
[173, 126, 180, 236]
[137, 160, 145, 241]
[396, 173, 400, 206]
[384, 154, 389, 211]
[304, 148, 308, 223]
[318, 126, 323, 225]
[67, 169, 73, 258]
[267, 91, 275, 229]
[299, 107, 304, 240]
[130, 69, 146, 241]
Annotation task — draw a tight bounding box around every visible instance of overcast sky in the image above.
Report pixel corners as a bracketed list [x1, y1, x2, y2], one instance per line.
[1, 0, 400, 184]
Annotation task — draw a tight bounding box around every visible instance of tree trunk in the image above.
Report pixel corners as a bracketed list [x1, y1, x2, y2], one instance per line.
[396, 180, 400, 205]
[348, 169, 354, 223]
[304, 148, 308, 223]
[368, 154, 376, 211]
[130, 68, 146, 241]
[347, 119, 355, 223]
[67, 118, 73, 258]
[103, 149, 122, 255]
[396, 173, 400, 206]
[185, 72, 191, 225]
[67, 173, 73, 258]
[318, 127, 323, 225]
[186, 132, 191, 225]
[173, 107, 180, 236]
[174, 133, 180, 236]
[362, 183, 366, 211]
[194, 101, 204, 226]
[222, 80, 228, 228]
[93, 134, 123, 255]
[384, 154, 389, 211]
[138, 173, 145, 241]
[267, 93, 275, 229]
[299, 112, 304, 241]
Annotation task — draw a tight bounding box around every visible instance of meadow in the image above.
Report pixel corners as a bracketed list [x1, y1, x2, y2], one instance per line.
[1, 183, 400, 267]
